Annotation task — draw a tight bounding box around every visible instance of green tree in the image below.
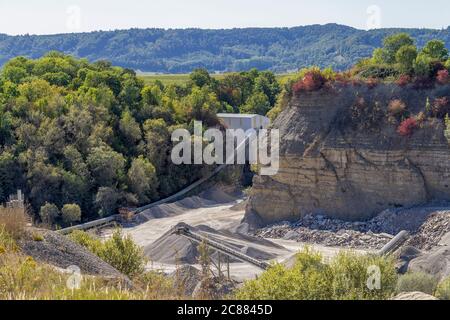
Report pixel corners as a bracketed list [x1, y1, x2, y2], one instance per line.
[414, 53, 434, 77]
[143, 118, 170, 170]
[127, 156, 159, 204]
[119, 110, 142, 145]
[87, 147, 126, 187]
[241, 92, 271, 115]
[382, 33, 415, 64]
[185, 86, 220, 125]
[141, 85, 162, 106]
[190, 68, 213, 88]
[61, 204, 82, 226]
[39, 203, 60, 225]
[95, 187, 120, 217]
[396, 45, 418, 74]
[421, 40, 449, 61]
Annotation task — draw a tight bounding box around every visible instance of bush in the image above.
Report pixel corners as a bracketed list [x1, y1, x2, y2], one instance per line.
[236, 248, 397, 300]
[388, 99, 407, 117]
[436, 69, 449, 84]
[432, 97, 450, 118]
[396, 74, 412, 87]
[397, 118, 418, 136]
[39, 203, 59, 225]
[396, 272, 438, 295]
[100, 229, 147, 278]
[61, 204, 82, 226]
[236, 248, 333, 300]
[293, 70, 326, 93]
[330, 252, 397, 300]
[70, 229, 146, 278]
[435, 277, 450, 300]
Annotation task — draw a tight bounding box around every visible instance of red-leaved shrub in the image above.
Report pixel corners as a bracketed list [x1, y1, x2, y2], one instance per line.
[432, 97, 450, 118]
[293, 71, 326, 93]
[397, 118, 418, 137]
[396, 75, 412, 87]
[437, 69, 449, 85]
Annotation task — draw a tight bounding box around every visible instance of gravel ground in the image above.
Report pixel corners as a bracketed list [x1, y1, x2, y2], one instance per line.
[255, 208, 450, 250]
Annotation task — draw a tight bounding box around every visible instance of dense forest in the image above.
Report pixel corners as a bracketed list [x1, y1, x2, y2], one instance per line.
[1, 24, 450, 73]
[0, 53, 280, 226]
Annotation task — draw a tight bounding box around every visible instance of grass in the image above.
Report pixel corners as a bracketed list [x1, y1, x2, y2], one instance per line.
[396, 272, 439, 295]
[0, 224, 183, 300]
[138, 73, 294, 86]
[0, 206, 29, 240]
[0, 252, 180, 300]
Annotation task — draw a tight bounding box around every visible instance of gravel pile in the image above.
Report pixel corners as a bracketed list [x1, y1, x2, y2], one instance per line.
[19, 228, 127, 280]
[256, 224, 392, 250]
[407, 212, 450, 250]
[255, 208, 450, 250]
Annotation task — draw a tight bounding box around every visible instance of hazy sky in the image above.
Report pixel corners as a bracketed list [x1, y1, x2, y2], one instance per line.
[0, 0, 449, 35]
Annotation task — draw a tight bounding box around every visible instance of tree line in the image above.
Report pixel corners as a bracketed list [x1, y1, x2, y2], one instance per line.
[1, 24, 450, 73]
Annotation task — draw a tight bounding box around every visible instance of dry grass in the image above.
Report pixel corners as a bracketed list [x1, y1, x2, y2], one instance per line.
[0, 206, 30, 240]
[0, 250, 184, 300]
[0, 210, 186, 300]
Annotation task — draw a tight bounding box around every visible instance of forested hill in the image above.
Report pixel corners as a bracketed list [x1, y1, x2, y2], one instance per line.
[1, 24, 450, 73]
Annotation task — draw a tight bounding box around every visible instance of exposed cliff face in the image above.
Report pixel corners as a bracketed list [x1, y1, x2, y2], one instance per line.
[248, 84, 450, 223]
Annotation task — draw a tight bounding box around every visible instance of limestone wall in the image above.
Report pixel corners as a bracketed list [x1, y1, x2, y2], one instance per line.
[248, 84, 450, 223]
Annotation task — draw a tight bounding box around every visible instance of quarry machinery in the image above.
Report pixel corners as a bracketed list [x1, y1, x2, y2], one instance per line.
[173, 226, 271, 271]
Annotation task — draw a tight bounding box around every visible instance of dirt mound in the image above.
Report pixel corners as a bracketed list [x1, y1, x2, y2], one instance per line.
[19, 229, 126, 280]
[144, 223, 279, 265]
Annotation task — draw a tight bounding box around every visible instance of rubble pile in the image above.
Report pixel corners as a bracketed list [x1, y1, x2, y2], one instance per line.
[407, 212, 450, 250]
[255, 209, 450, 250]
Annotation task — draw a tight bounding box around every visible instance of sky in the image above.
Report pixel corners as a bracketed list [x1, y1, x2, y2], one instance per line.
[0, 0, 449, 36]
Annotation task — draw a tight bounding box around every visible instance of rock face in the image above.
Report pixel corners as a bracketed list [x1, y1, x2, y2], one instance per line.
[249, 84, 450, 223]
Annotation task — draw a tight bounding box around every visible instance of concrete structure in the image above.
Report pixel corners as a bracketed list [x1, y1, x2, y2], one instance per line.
[6, 190, 24, 209]
[217, 114, 270, 131]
